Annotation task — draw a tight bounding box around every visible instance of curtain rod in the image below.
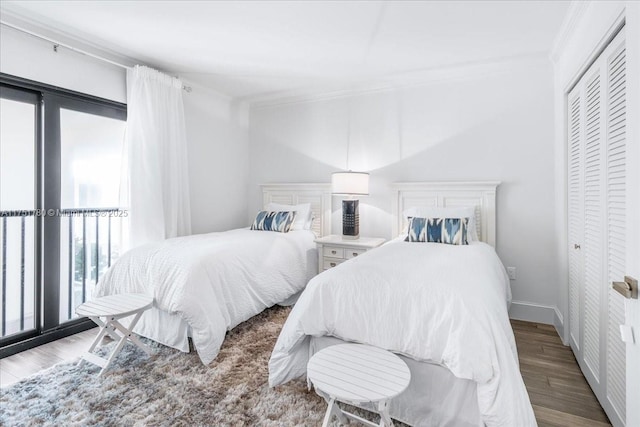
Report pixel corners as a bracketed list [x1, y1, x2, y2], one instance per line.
[1, 20, 192, 92]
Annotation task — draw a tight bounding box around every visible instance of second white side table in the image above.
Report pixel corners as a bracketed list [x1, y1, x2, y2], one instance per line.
[314, 235, 385, 273]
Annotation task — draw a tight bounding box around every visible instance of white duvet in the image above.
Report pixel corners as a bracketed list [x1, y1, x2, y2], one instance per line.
[269, 240, 537, 427]
[95, 228, 317, 365]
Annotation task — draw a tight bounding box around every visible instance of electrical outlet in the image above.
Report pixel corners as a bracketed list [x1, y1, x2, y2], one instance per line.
[507, 267, 517, 280]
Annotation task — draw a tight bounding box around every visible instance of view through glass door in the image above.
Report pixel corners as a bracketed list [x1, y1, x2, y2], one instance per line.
[0, 86, 40, 341]
[57, 106, 127, 323]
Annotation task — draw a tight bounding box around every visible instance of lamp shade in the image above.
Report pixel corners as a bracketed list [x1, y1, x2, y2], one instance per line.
[331, 171, 369, 196]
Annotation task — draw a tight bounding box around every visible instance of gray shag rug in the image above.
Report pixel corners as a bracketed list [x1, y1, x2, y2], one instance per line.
[0, 306, 397, 427]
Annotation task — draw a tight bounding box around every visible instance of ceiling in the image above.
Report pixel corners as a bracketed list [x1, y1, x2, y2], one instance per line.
[0, 1, 570, 101]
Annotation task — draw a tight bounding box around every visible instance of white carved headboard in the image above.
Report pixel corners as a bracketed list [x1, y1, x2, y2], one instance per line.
[261, 183, 332, 237]
[392, 182, 500, 247]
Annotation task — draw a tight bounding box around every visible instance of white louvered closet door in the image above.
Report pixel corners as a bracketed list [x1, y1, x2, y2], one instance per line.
[567, 87, 583, 354]
[605, 36, 627, 426]
[567, 28, 626, 427]
[583, 66, 603, 383]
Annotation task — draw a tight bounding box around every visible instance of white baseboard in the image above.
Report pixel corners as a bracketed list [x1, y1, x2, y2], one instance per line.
[553, 306, 564, 325]
[508, 300, 557, 325]
[509, 301, 568, 345]
[553, 306, 567, 345]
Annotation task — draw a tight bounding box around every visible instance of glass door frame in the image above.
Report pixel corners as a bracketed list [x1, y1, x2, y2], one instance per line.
[0, 83, 42, 348]
[0, 73, 126, 357]
[43, 93, 127, 331]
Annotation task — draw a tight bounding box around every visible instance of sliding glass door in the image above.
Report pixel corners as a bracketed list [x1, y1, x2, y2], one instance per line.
[56, 102, 127, 323]
[0, 77, 126, 353]
[0, 85, 40, 341]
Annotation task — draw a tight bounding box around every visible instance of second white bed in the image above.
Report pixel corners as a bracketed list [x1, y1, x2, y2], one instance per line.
[269, 239, 536, 427]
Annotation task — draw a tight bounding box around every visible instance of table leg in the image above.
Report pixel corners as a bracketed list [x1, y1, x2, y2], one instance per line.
[378, 400, 394, 426]
[78, 316, 121, 367]
[100, 317, 121, 341]
[111, 311, 152, 355]
[321, 396, 349, 426]
[322, 397, 336, 427]
[96, 311, 153, 376]
[99, 329, 129, 377]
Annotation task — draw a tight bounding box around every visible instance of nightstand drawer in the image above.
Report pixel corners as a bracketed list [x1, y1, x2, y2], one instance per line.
[323, 246, 345, 259]
[345, 248, 366, 259]
[314, 235, 386, 275]
[323, 259, 344, 270]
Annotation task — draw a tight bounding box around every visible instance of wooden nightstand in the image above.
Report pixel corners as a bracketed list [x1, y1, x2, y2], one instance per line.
[314, 235, 386, 273]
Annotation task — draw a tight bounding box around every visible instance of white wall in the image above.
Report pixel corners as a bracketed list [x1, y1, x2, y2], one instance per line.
[0, 25, 249, 234]
[248, 57, 560, 321]
[0, 25, 127, 103]
[182, 82, 249, 233]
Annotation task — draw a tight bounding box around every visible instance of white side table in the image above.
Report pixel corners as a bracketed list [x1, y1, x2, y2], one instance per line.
[307, 343, 411, 427]
[76, 293, 154, 376]
[314, 235, 385, 273]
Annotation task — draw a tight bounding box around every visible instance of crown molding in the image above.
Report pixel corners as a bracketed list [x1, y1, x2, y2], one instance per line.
[247, 52, 550, 110]
[0, 8, 139, 69]
[0, 3, 563, 107]
[549, 1, 591, 64]
[0, 9, 227, 97]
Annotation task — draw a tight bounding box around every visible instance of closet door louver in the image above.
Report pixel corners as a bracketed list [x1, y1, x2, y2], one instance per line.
[583, 69, 602, 380]
[606, 42, 626, 423]
[566, 28, 626, 427]
[568, 90, 583, 350]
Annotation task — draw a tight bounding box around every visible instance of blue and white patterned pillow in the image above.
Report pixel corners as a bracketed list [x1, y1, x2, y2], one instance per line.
[405, 217, 469, 245]
[251, 211, 296, 233]
[406, 217, 441, 242]
[441, 218, 468, 245]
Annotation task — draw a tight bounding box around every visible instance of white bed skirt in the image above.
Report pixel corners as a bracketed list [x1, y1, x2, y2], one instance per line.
[133, 293, 305, 355]
[133, 307, 191, 353]
[309, 336, 483, 427]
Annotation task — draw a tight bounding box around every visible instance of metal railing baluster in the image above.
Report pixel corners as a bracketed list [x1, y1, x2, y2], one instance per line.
[20, 217, 25, 330]
[2, 217, 7, 337]
[95, 216, 99, 284]
[68, 215, 73, 320]
[108, 215, 112, 267]
[82, 214, 86, 305]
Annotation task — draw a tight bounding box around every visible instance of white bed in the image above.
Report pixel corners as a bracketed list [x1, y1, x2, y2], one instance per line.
[268, 182, 537, 427]
[94, 184, 331, 365]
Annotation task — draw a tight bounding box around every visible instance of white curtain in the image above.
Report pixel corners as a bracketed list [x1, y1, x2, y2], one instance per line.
[121, 65, 191, 248]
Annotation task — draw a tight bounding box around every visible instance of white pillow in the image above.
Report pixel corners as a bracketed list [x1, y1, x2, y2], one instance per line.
[266, 202, 312, 231]
[402, 206, 479, 241]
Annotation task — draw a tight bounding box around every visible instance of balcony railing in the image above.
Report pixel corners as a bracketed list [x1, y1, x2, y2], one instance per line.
[0, 210, 34, 337]
[0, 208, 125, 338]
[60, 208, 125, 322]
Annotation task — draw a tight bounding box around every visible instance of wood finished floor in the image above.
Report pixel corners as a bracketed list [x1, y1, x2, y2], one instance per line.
[511, 320, 611, 427]
[1, 321, 611, 426]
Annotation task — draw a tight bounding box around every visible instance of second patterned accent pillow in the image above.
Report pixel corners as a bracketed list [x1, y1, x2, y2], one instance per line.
[406, 217, 469, 245]
[251, 211, 297, 233]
